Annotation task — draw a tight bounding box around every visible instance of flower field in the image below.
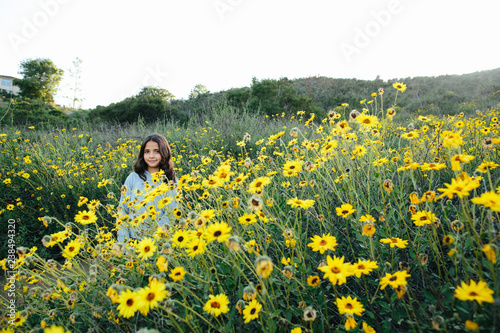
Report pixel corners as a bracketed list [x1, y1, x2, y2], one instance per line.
[1, 83, 499, 332]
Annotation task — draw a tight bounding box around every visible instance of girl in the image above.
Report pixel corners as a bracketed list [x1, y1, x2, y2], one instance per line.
[117, 134, 178, 242]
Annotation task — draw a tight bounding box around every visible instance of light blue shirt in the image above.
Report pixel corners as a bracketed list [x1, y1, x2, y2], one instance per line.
[117, 170, 178, 242]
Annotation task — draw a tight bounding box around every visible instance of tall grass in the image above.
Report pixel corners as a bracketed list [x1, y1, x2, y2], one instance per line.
[1, 88, 499, 332]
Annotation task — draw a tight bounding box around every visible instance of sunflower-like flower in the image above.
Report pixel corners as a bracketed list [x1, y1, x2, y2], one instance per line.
[156, 255, 168, 272]
[307, 233, 338, 254]
[307, 275, 321, 287]
[287, 198, 315, 210]
[380, 270, 411, 290]
[169, 266, 187, 282]
[184, 238, 207, 258]
[238, 213, 258, 226]
[255, 256, 273, 278]
[62, 239, 82, 259]
[454, 280, 494, 304]
[318, 255, 353, 286]
[171, 229, 194, 248]
[356, 114, 379, 128]
[205, 221, 232, 243]
[411, 211, 437, 227]
[136, 279, 168, 316]
[335, 204, 355, 218]
[74, 210, 97, 225]
[335, 295, 365, 316]
[393, 82, 407, 93]
[380, 237, 408, 249]
[116, 289, 139, 318]
[136, 237, 157, 260]
[243, 299, 262, 323]
[471, 191, 500, 212]
[283, 160, 302, 177]
[247, 176, 272, 194]
[203, 293, 230, 317]
[351, 259, 378, 278]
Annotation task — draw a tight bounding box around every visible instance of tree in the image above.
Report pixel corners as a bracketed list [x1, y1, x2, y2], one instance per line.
[13, 58, 64, 103]
[137, 86, 175, 101]
[189, 84, 208, 99]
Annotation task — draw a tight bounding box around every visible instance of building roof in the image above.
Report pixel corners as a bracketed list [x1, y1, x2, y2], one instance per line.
[0, 75, 19, 80]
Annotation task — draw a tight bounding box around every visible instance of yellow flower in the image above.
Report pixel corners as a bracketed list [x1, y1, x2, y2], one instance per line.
[362, 322, 376, 333]
[307, 233, 338, 254]
[169, 266, 187, 282]
[203, 294, 230, 317]
[335, 295, 365, 316]
[202, 175, 224, 189]
[351, 259, 378, 278]
[437, 176, 478, 199]
[465, 320, 479, 331]
[239, 213, 258, 226]
[136, 279, 168, 316]
[401, 131, 419, 140]
[108, 292, 131, 320]
[361, 223, 376, 237]
[136, 237, 157, 260]
[420, 163, 446, 171]
[106, 286, 119, 303]
[471, 191, 500, 212]
[287, 198, 315, 209]
[476, 161, 499, 173]
[380, 237, 408, 249]
[247, 176, 272, 194]
[393, 82, 407, 93]
[74, 210, 97, 225]
[336, 204, 355, 218]
[205, 221, 232, 243]
[44, 325, 69, 333]
[380, 270, 411, 290]
[171, 229, 194, 248]
[307, 275, 321, 287]
[442, 130, 464, 148]
[318, 255, 353, 286]
[356, 114, 379, 128]
[255, 256, 273, 278]
[411, 211, 437, 227]
[184, 238, 207, 257]
[62, 239, 82, 259]
[156, 255, 168, 272]
[243, 299, 262, 323]
[283, 160, 302, 177]
[345, 316, 357, 331]
[199, 209, 216, 221]
[454, 280, 494, 304]
[450, 154, 475, 171]
[481, 244, 496, 263]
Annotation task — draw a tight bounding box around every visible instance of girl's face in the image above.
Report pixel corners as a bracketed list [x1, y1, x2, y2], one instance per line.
[144, 140, 161, 173]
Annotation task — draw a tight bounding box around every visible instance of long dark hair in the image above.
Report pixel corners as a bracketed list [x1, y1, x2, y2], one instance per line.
[134, 134, 176, 182]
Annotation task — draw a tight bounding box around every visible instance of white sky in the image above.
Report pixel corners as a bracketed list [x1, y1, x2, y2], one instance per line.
[1, 0, 499, 109]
